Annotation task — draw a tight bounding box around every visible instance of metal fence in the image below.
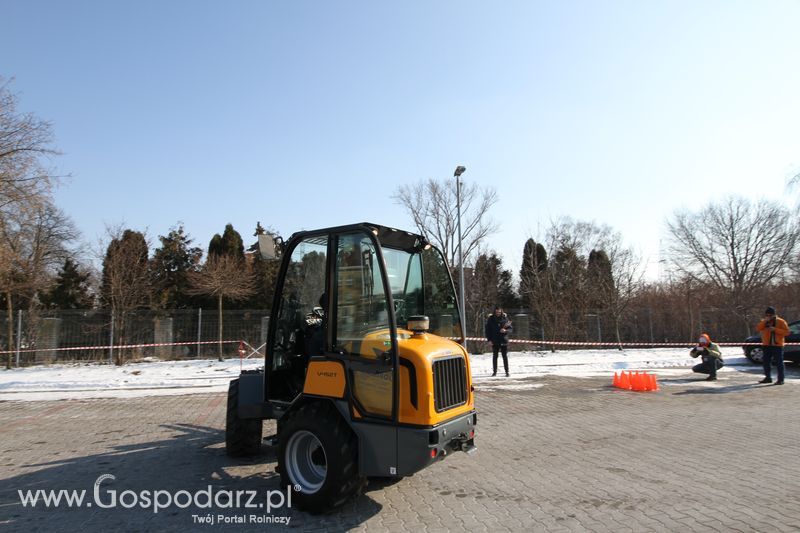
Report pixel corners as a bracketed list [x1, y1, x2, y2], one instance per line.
[0, 309, 270, 366]
[2, 304, 797, 366]
[465, 305, 800, 352]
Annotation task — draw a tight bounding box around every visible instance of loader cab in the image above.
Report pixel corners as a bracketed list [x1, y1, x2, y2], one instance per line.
[265, 223, 463, 407]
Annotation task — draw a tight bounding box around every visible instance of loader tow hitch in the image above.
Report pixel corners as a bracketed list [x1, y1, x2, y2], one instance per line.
[449, 433, 477, 455]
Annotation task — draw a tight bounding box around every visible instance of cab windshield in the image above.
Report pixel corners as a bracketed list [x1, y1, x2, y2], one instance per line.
[382, 246, 463, 339]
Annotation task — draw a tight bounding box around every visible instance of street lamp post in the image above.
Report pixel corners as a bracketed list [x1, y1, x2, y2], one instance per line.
[454, 165, 466, 343]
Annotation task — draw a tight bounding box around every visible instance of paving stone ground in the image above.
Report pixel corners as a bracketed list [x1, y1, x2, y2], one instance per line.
[1, 363, 799, 532]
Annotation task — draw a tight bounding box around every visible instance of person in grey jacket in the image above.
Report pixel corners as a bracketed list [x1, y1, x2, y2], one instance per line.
[690, 333, 724, 381]
[485, 307, 512, 377]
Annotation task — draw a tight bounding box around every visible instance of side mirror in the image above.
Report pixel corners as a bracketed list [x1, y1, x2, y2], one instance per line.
[257, 234, 278, 260]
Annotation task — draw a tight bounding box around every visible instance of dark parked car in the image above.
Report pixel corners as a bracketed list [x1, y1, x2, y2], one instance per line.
[743, 320, 800, 364]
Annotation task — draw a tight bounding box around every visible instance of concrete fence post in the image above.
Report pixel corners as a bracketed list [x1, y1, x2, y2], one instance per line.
[154, 317, 174, 359]
[196, 308, 203, 358]
[35, 317, 62, 363]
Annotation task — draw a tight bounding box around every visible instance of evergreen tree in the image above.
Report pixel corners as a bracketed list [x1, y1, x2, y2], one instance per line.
[497, 267, 519, 309]
[150, 224, 202, 310]
[100, 228, 150, 363]
[551, 246, 585, 297]
[245, 222, 281, 310]
[586, 249, 614, 310]
[101, 229, 150, 309]
[208, 223, 245, 260]
[251, 221, 266, 240]
[519, 238, 548, 304]
[466, 252, 518, 335]
[206, 223, 250, 310]
[550, 245, 588, 336]
[41, 258, 93, 309]
[208, 234, 224, 257]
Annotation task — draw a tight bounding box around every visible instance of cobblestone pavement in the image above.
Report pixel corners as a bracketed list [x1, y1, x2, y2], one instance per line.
[2, 364, 799, 532]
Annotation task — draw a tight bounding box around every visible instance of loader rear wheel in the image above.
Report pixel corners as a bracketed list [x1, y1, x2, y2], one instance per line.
[225, 379, 262, 457]
[277, 402, 365, 513]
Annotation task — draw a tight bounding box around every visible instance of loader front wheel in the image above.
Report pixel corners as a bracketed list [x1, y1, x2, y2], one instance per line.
[278, 402, 364, 513]
[225, 379, 262, 457]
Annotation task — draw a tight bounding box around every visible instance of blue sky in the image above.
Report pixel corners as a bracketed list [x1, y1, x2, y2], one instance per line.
[2, 1, 799, 279]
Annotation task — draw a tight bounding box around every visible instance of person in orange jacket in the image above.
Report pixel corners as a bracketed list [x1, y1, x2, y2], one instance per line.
[756, 306, 791, 385]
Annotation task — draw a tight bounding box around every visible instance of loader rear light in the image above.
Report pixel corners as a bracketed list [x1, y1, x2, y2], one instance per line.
[430, 448, 437, 458]
[470, 429, 475, 438]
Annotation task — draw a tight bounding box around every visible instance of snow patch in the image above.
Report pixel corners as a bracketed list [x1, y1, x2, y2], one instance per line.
[0, 347, 758, 401]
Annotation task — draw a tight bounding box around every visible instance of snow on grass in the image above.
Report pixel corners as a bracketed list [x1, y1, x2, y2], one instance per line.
[469, 347, 756, 390]
[0, 347, 757, 401]
[0, 357, 263, 401]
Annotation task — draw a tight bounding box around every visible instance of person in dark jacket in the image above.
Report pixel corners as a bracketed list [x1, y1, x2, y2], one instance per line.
[689, 333, 724, 381]
[485, 306, 512, 377]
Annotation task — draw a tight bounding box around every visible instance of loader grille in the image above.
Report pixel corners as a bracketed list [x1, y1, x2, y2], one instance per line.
[433, 356, 468, 412]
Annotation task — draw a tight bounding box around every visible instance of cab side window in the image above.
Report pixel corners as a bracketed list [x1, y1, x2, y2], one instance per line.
[334, 233, 390, 358]
[271, 237, 327, 370]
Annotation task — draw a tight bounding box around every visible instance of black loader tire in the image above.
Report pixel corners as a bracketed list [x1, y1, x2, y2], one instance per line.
[225, 379, 262, 457]
[277, 402, 365, 513]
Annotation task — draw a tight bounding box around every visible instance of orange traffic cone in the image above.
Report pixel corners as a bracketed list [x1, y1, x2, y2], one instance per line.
[614, 371, 659, 392]
[637, 372, 647, 392]
[620, 371, 631, 390]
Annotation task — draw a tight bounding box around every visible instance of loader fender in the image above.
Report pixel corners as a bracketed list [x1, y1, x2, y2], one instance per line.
[236, 370, 266, 419]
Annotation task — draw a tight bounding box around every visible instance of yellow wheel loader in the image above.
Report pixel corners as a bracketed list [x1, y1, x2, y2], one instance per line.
[226, 223, 476, 512]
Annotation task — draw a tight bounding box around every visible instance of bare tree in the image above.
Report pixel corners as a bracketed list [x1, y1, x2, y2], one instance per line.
[591, 245, 645, 346]
[667, 196, 799, 334]
[392, 178, 498, 268]
[546, 217, 616, 258]
[0, 202, 78, 367]
[518, 218, 636, 348]
[519, 238, 554, 342]
[546, 218, 614, 340]
[0, 78, 66, 367]
[788, 167, 800, 200]
[100, 226, 151, 365]
[465, 251, 516, 340]
[187, 255, 256, 361]
[0, 77, 60, 213]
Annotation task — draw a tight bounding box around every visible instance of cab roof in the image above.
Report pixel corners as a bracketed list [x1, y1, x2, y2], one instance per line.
[288, 222, 428, 252]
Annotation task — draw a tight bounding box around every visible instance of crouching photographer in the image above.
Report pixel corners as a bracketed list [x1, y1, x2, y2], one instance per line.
[690, 333, 724, 381]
